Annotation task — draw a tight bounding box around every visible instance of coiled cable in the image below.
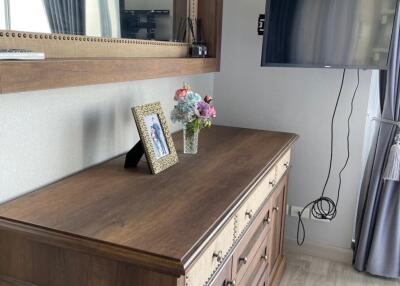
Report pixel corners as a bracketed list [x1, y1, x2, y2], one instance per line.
[297, 69, 360, 246]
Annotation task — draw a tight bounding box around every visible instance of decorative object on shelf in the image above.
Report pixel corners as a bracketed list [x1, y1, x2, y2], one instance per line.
[188, 17, 208, 58]
[0, 49, 45, 60]
[191, 42, 208, 58]
[131, 102, 178, 174]
[171, 83, 216, 154]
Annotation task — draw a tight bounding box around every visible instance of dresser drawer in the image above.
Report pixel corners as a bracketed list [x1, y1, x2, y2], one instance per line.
[269, 178, 287, 275]
[186, 151, 290, 286]
[232, 200, 271, 284]
[235, 170, 275, 238]
[276, 150, 291, 184]
[256, 267, 269, 286]
[237, 231, 270, 286]
[186, 218, 235, 286]
[208, 257, 233, 286]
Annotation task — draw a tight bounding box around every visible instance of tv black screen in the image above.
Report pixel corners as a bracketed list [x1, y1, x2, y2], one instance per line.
[261, 0, 398, 69]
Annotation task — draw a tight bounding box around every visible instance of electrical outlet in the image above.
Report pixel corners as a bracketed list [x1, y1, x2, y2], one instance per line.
[290, 206, 310, 219]
[310, 216, 331, 223]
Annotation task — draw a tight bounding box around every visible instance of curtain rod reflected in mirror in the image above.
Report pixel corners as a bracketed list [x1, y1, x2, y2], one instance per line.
[0, 0, 195, 58]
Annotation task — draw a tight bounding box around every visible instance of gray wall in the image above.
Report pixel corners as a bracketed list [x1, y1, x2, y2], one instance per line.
[0, 74, 214, 203]
[214, 0, 373, 249]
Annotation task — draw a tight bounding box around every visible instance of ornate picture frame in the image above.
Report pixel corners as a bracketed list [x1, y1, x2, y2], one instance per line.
[132, 102, 178, 174]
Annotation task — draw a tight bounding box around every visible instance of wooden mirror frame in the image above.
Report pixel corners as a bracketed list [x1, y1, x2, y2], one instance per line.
[0, 0, 222, 94]
[0, 31, 190, 59]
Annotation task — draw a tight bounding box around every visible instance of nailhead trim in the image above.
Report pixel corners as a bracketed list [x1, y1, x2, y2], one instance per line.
[0, 30, 189, 47]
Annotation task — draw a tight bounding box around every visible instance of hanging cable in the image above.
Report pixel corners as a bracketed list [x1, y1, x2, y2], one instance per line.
[297, 69, 360, 246]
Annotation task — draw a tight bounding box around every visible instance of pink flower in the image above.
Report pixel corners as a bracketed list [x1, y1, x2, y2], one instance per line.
[195, 102, 217, 119]
[209, 106, 217, 118]
[175, 88, 188, 101]
[204, 95, 213, 104]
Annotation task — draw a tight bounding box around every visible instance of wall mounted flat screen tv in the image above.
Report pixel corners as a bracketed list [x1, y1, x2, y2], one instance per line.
[261, 0, 398, 69]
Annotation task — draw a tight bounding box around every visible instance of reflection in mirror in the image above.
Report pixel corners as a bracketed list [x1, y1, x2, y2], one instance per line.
[0, 0, 7, 29]
[10, 0, 51, 33]
[0, 0, 188, 42]
[86, 0, 120, 38]
[121, 0, 173, 41]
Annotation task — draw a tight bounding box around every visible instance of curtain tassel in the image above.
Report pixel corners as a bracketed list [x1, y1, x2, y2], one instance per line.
[383, 133, 400, 181]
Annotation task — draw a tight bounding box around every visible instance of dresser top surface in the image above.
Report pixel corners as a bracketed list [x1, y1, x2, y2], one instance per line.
[0, 126, 297, 272]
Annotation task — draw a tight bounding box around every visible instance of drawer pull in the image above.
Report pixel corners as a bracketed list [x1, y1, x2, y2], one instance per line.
[213, 250, 223, 262]
[239, 256, 248, 265]
[226, 280, 236, 286]
[261, 255, 268, 262]
[245, 210, 254, 219]
[273, 206, 280, 212]
[263, 217, 272, 224]
[269, 180, 276, 187]
[284, 162, 290, 169]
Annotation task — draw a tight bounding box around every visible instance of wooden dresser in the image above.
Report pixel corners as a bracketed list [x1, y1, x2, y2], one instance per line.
[0, 126, 297, 286]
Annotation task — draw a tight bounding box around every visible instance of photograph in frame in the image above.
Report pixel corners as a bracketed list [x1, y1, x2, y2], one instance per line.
[132, 102, 178, 174]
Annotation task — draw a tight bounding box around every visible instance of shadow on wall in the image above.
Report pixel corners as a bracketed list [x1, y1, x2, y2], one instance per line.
[82, 108, 107, 167]
[80, 83, 173, 167]
[81, 91, 136, 167]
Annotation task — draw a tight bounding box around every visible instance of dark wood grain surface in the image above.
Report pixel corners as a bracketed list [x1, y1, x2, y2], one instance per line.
[0, 126, 297, 274]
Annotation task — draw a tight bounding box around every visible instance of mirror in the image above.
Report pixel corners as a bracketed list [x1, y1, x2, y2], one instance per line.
[0, 0, 189, 42]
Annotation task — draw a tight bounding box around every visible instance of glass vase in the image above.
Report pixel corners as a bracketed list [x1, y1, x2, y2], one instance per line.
[183, 126, 199, 154]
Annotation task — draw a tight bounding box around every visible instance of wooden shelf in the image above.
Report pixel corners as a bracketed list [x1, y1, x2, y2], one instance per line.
[0, 0, 222, 94]
[0, 57, 218, 94]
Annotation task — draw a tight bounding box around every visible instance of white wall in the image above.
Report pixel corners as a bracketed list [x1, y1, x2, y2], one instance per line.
[214, 0, 373, 249]
[0, 74, 214, 203]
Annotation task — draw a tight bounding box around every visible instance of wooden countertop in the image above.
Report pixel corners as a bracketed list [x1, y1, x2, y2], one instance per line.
[0, 126, 297, 276]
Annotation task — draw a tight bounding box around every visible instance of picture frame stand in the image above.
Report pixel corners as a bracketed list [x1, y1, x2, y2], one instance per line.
[124, 140, 145, 169]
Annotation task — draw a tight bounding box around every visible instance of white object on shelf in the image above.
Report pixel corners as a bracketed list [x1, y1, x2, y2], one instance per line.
[0, 49, 45, 60]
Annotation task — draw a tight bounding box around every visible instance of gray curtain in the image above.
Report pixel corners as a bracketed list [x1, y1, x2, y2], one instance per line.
[44, 0, 85, 35]
[99, 0, 112, 37]
[353, 4, 400, 279]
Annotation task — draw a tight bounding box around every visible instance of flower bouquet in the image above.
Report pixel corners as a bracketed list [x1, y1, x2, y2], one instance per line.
[171, 83, 216, 154]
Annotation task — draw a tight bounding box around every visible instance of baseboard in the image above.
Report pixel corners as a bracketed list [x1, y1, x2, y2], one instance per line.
[283, 239, 353, 265]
